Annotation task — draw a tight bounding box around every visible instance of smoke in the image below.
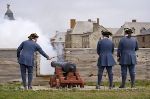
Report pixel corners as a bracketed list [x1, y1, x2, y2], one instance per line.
[54, 42, 64, 62]
[0, 17, 56, 75]
[37, 33, 56, 75]
[53, 31, 65, 62]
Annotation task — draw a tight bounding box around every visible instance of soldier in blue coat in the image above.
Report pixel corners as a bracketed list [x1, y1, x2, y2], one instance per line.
[96, 31, 116, 89]
[17, 33, 50, 90]
[117, 28, 138, 88]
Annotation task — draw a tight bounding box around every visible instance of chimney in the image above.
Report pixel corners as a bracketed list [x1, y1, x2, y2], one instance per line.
[97, 18, 99, 25]
[132, 19, 136, 22]
[70, 19, 76, 29]
[88, 19, 92, 22]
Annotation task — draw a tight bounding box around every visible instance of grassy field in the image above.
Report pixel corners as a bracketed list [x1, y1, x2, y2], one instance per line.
[0, 80, 150, 99]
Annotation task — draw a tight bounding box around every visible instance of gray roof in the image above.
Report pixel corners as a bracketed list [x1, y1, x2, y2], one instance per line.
[106, 28, 119, 35]
[114, 22, 150, 36]
[71, 21, 93, 34]
[138, 29, 150, 36]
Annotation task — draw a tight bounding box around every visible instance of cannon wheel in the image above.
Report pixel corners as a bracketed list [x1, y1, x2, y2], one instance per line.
[49, 75, 56, 87]
[80, 84, 84, 88]
[56, 79, 60, 88]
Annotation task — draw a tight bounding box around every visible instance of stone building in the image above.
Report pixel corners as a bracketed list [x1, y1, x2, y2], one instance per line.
[65, 18, 109, 49]
[113, 20, 150, 47]
[136, 29, 150, 48]
[51, 31, 66, 49]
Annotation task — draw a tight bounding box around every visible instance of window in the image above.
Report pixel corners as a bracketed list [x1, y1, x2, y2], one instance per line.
[131, 27, 135, 33]
[142, 36, 145, 42]
[59, 37, 62, 40]
[147, 28, 150, 32]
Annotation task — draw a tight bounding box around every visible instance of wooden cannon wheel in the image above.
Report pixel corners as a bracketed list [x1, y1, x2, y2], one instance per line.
[56, 78, 60, 88]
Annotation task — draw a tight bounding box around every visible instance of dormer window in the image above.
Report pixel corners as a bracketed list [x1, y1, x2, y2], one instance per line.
[131, 27, 135, 33]
[140, 27, 146, 34]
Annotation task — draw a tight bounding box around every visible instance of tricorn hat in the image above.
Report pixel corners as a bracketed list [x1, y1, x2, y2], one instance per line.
[28, 33, 39, 39]
[101, 31, 112, 36]
[124, 28, 133, 34]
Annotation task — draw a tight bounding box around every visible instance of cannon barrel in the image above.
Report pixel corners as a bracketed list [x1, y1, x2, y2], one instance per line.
[51, 61, 76, 73]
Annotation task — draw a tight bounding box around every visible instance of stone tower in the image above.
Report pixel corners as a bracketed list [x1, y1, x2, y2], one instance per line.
[4, 4, 15, 20]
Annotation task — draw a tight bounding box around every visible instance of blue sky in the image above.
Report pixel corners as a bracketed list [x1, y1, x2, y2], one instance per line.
[0, 0, 150, 34]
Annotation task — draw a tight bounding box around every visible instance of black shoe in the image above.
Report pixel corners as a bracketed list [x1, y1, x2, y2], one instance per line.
[119, 85, 125, 88]
[131, 84, 135, 88]
[28, 86, 32, 90]
[96, 85, 100, 89]
[109, 86, 113, 89]
[109, 84, 115, 89]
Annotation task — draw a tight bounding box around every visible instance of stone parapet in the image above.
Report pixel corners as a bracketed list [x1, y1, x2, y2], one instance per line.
[65, 48, 150, 82]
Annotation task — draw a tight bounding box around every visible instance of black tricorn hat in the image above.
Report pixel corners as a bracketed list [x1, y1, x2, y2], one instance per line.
[101, 31, 112, 36]
[28, 33, 39, 39]
[124, 28, 133, 34]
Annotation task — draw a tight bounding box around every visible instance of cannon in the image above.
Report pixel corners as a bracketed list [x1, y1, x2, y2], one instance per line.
[49, 61, 84, 88]
[51, 61, 76, 73]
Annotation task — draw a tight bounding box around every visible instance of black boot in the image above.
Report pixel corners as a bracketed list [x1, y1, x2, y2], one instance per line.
[108, 74, 113, 89]
[119, 75, 126, 88]
[96, 73, 102, 89]
[131, 74, 135, 88]
[96, 85, 100, 89]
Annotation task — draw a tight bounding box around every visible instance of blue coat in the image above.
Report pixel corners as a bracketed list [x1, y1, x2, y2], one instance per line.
[17, 40, 49, 66]
[97, 38, 116, 66]
[117, 36, 138, 65]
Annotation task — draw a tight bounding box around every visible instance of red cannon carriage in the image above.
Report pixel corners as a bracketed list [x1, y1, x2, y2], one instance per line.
[49, 61, 84, 88]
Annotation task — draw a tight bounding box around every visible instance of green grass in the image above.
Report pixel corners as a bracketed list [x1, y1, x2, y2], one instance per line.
[86, 80, 150, 87]
[0, 80, 150, 99]
[0, 90, 150, 99]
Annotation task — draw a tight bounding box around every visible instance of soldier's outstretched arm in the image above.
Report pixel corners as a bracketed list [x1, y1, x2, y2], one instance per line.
[36, 44, 49, 59]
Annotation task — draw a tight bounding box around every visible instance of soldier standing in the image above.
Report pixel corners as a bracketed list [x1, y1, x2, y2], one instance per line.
[96, 31, 116, 89]
[117, 28, 139, 88]
[17, 33, 51, 90]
